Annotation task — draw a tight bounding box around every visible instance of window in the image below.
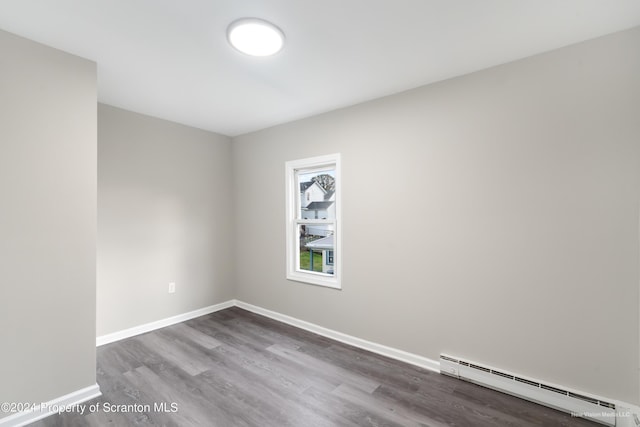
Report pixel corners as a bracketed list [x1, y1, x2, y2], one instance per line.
[327, 250, 334, 266]
[285, 154, 341, 289]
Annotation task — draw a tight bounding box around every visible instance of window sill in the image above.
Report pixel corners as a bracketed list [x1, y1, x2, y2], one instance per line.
[286, 272, 341, 289]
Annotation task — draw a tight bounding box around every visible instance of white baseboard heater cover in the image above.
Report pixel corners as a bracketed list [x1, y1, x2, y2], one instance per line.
[439, 354, 619, 426]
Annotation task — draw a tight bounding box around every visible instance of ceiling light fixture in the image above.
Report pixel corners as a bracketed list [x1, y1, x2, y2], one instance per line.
[227, 18, 284, 57]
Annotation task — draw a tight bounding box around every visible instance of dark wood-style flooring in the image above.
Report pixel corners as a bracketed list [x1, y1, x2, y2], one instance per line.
[32, 307, 596, 426]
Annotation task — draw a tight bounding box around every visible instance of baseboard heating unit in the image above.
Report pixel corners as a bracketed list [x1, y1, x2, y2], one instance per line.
[439, 354, 624, 426]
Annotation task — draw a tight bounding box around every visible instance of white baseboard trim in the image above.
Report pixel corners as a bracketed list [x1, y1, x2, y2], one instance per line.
[0, 384, 100, 427]
[234, 299, 440, 373]
[96, 300, 235, 346]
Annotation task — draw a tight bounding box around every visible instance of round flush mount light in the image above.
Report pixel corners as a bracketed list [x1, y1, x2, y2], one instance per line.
[227, 18, 285, 57]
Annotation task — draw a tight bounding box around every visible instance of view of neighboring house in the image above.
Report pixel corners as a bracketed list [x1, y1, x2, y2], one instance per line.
[300, 179, 335, 274]
[305, 235, 334, 274]
[300, 181, 335, 219]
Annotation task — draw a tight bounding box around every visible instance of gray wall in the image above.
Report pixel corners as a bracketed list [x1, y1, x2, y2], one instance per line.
[97, 104, 234, 336]
[0, 30, 97, 416]
[233, 28, 640, 403]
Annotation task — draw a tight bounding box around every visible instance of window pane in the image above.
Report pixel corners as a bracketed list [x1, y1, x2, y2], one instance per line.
[297, 169, 336, 220]
[298, 224, 335, 275]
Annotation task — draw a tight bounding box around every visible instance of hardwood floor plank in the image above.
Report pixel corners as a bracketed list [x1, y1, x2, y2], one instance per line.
[139, 353, 253, 427]
[122, 365, 215, 427]
[196, 353, 337, 427]
[135, 332, 212, 376]
[301, 385, 408, 427]
[374, 382, 525, 427]
[266, 343, 381, 394]
[29, 308, 598, 426]
[301, 342, 429, 393]
[163, 322, 223, 349]
[332, 383, 444, 427]
[231, 309, 334, 351]
[208, 340, 325, 394]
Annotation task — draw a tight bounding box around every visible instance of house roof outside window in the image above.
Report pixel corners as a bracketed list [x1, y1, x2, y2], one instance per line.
[304, 201, 334, 210]
[305, 235, 334, 250]
[300, 181, 326, 193]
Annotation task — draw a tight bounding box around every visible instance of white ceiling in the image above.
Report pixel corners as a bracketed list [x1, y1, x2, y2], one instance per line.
[1, 1, 639, 136]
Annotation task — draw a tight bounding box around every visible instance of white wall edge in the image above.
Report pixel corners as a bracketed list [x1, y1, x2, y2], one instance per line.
[233, 299, 441, 373]
[96, 300, 235, 346]
[0, 384, 101, 427]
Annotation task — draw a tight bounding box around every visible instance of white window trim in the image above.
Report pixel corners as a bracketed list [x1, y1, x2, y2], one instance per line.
[285, 153, 341, 289]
